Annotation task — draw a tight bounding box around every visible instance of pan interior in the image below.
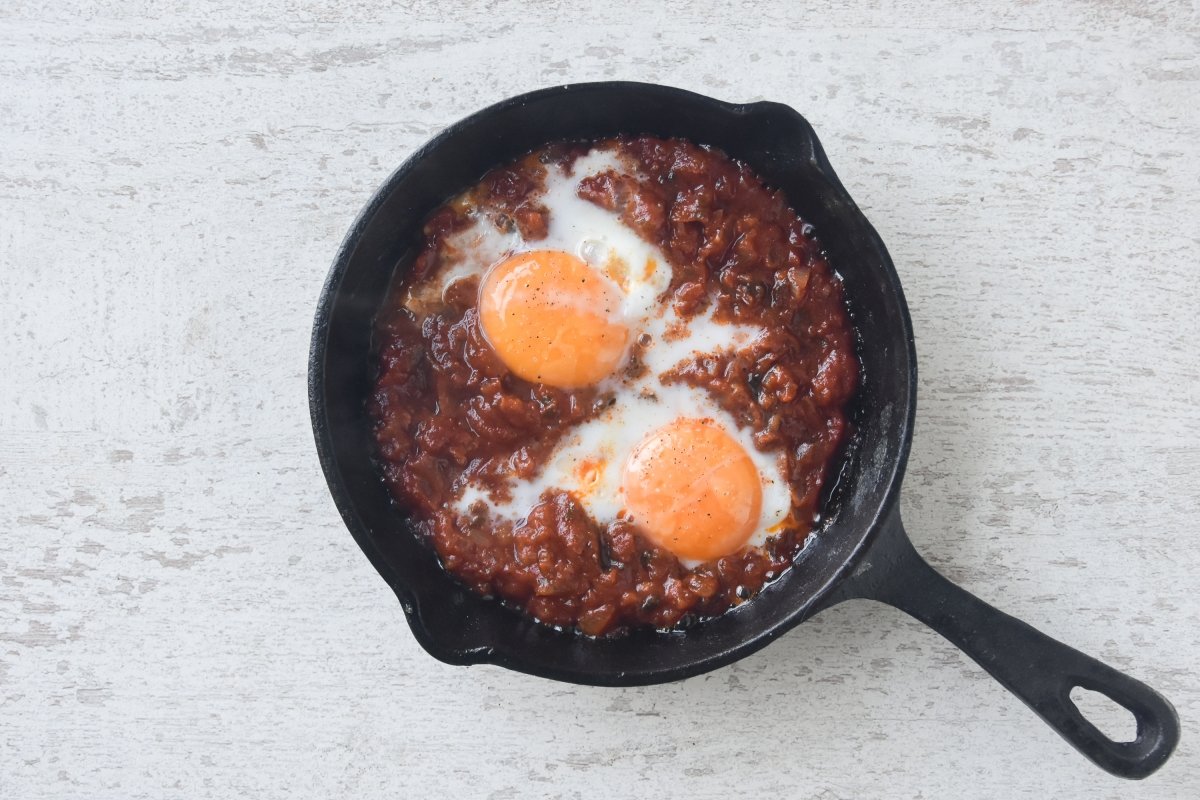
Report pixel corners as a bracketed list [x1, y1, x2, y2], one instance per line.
[311, 83, 915, 684]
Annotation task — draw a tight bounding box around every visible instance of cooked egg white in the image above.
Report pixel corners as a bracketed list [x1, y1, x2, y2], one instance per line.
[454, 379, 791, 567]
[408, 149, 670, 325]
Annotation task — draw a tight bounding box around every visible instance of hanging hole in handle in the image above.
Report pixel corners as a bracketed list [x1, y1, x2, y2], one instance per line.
[1070, 686, 1139, 743]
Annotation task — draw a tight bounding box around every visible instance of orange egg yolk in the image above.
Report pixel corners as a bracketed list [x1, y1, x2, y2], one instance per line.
[478, 250, 629, 388]
[621, 419, 763, 561]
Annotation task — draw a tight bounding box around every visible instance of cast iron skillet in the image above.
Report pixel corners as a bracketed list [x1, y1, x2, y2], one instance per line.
[309, 82, 1179, 779]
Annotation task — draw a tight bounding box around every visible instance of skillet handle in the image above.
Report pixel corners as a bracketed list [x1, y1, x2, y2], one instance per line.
[834, 513, 1179, 779]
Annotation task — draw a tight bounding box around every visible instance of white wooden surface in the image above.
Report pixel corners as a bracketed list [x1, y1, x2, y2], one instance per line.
[2, 2, 1198, 797]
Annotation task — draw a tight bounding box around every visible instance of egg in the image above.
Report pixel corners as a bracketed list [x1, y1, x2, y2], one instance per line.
[455, 381, 793, 567]
[429, 147, 793, 564]
[623, 418, 765, 562]
[477, 249, 629, 388]
[411, 149, 672, 354]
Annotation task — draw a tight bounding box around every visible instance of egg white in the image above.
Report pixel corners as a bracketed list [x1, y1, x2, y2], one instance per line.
[454, 380, 792, 567]
[410, 149, 670, 322]
[424, 145, 793, 565]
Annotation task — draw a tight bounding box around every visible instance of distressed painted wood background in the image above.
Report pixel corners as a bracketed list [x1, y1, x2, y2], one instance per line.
[2, 2, 1197, 798]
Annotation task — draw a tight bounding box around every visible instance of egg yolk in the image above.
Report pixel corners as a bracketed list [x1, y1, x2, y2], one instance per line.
[621, 419, 763, 561]
[478, 250, 629, 388]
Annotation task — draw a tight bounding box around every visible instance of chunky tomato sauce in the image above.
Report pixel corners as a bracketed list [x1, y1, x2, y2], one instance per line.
[370, 137, 858, 636]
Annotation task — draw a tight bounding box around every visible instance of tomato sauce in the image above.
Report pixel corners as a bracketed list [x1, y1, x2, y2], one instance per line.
[370, 137, 859, 636]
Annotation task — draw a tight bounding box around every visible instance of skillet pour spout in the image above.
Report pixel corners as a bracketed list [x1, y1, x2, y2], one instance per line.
[309, 81, 1180, 779]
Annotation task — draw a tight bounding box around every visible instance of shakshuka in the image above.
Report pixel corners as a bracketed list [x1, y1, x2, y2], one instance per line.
[370, 136, 859, 636]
